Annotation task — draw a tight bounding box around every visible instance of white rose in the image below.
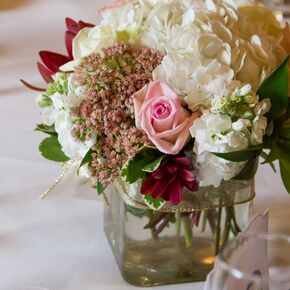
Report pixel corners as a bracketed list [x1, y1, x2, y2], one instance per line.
[61, 25, 116, 71]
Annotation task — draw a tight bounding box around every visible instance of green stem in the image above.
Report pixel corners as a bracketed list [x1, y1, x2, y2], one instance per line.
[201, 210, 208, 232]
[215, 207, 223, 255]
[176, 213, 181, 248]
[148, 211, 159, 240]
[222, 207, 232, 247]
[182, 215, 193, 248]
[231, 206, 242, 234]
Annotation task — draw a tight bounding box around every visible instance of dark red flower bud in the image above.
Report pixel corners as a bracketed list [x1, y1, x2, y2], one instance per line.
[141, 156, 199, 206]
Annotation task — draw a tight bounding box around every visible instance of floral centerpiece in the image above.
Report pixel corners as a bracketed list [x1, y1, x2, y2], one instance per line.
[24, 0, 289, 286]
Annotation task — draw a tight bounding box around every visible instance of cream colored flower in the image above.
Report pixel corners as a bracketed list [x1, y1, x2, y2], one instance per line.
[231, 5, 287, 89]
[60, 25, 116, 71]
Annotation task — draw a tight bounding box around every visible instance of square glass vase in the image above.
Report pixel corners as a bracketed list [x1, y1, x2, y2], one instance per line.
[104, 179, 254, 287]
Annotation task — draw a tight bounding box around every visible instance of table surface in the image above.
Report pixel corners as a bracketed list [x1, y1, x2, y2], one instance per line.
[0, 0, 290, 289]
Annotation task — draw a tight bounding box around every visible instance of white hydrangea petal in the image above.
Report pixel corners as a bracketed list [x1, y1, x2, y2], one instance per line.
[196, 152, 245, 187]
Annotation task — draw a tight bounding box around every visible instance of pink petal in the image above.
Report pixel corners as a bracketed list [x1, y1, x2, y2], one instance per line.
[151, 97, 177, 132]
[133, 84, 148, 128]
[37, 62, 53, 83]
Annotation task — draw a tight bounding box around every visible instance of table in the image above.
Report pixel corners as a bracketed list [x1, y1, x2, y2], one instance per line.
[0, 1, 289, 289]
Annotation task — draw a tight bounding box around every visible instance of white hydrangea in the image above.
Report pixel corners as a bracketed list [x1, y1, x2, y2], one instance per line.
[40, 73, 95, 159]
[153, 54, 234, 109]
[190, 80, 271, 187]
[100, 1, 148, 32]
[190, 112, 248, 187]
[147, 0, 286, 109]
[195, 152, 245, 187]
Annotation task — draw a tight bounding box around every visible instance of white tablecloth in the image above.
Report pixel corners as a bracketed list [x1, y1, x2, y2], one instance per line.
[0, 1, 289, 289]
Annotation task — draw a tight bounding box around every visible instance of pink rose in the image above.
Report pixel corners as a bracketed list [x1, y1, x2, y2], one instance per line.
[133, 80, 200, 155]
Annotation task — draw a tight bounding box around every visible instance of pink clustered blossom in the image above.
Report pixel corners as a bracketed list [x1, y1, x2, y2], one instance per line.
[73, 42, 163, 186]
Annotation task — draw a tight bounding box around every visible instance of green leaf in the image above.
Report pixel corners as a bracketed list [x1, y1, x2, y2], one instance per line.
[275, 142, 290, 194]
[39, 136, 70, 162]
[78, 148, 94, 174]
[121, 147, 164, 184]
[257, 56, 289, 120]
[125, 204, 147, 218]
[232, 157, 259, 180]
[260, 150, 277, 173]
[212, 147, 262, 162]
[35, 124, 57, 136]
[142, 156, 164, 173]
[143, 194, 166, 211]
[96, 182, 105, 195]
[280, 161, 290, 194]
[277, 142, 290, 167]
[279, 120, 290, 140]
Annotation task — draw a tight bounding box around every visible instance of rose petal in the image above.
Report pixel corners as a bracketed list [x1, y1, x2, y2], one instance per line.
[151, 97, 177, 132]
[133, 84, 148, 128]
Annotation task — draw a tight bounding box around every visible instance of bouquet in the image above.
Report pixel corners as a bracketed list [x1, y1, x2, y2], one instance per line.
[25, 0, 289, 211]
[23, 0, 290, 286]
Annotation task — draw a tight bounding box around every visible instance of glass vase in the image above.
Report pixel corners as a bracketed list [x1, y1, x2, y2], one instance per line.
[103, 179, 254, 287]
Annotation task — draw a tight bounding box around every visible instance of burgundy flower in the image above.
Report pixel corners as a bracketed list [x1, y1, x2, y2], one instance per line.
[38, 18, 94, 83]
[141, 156, 199, 206]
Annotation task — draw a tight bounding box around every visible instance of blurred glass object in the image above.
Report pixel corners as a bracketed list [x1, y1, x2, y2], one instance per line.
[211, 234, 290, 290]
